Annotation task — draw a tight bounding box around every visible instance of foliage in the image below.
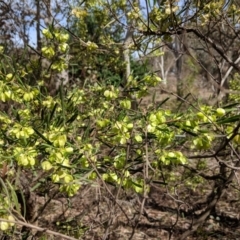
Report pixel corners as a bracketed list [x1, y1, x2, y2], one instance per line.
[68, 2, 149, 87]
[1, 0, 240, 239]
[229, 73, 240, 102]
[0, 30, 239, 235]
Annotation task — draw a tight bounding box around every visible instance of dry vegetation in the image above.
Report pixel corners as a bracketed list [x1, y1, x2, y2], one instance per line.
[1, 79, 239, 240]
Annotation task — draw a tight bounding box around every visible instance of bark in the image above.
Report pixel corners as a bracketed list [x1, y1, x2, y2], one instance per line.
[123, 25, 137, 110]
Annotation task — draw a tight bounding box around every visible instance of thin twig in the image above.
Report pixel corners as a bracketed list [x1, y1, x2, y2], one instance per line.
[0, 218, 79, 240]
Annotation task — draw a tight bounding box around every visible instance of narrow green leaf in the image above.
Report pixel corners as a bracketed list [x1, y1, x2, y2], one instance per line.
[41, 108, 45, 121]
[34, 128, 52, 145]
[176, 93, 191, 112]
[222, 102, 239, 109]
[156, 97, 170, 109]
[31, 182, 42, 192]
[216, 114, 240, 124]
[55, 116, 64, 127]
[49, 103, 58, 122]
[181, 128, 198, 137]
[66, 112, 78, 124]
[59, 83, 65, 123]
